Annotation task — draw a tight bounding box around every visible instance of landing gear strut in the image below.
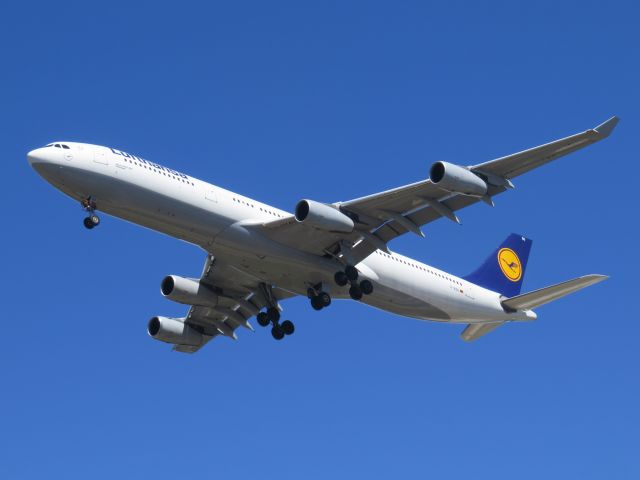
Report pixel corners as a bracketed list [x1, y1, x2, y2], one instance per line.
[81, 196, 100, 229]
[334, 265, 374, 300]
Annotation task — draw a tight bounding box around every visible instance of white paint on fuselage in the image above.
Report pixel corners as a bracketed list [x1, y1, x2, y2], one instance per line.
[27, 142, 534, 325]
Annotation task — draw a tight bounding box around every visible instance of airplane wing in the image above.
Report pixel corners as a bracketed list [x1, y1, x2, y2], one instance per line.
[171, 255, 295, 353]
[255, 116, 618, 264]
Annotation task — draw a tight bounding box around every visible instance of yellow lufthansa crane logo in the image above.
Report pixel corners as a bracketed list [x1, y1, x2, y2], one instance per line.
[498, 248, 522, 282]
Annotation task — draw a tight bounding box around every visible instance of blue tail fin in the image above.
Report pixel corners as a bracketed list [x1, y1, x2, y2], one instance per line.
[464, 234, 533, 297]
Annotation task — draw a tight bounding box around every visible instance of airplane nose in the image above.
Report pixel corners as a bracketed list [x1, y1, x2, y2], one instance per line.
[27, 148, 45, 167]
[27, 147, 62, 180]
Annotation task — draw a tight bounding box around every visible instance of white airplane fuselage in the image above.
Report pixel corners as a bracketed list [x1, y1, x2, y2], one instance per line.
[28, 142, 535, 326]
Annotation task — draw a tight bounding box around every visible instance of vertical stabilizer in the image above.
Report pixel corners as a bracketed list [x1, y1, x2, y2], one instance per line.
[464, 234, 532, 297]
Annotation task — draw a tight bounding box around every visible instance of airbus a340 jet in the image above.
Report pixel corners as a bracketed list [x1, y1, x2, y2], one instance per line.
[28, 117, 617, 352]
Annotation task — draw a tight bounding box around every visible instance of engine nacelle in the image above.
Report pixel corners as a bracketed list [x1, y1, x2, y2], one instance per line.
[147, 316, 204, 346]
[295, 199, 354, 233]
[160, 275, 218, 307]
[429, 161, 488, 197]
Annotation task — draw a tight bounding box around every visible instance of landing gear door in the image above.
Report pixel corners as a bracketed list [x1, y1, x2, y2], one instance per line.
[93, 146, 110, 165]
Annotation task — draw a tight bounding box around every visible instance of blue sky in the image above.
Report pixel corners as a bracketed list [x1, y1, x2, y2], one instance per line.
[1, 1, 638, 478]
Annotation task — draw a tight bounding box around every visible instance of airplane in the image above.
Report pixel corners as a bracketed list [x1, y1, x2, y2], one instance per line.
[27, 117, 617, 352]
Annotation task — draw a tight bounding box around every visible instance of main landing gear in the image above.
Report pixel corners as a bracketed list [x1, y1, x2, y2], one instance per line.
[81, 196, 100, 230]
[334, 265, 374, 301]
[256, 306, 295, 341]
[308, 288, 331, 311]
[256, 283, 294, 341]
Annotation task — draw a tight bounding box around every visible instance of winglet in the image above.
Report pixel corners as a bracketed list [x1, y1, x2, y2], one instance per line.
[594, 116, 619, 137]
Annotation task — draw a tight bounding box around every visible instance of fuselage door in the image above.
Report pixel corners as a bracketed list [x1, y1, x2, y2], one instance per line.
[205, 190, 217, 203]
[93, 146, 110, 165]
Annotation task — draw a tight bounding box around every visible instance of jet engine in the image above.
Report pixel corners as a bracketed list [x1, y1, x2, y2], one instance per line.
[160, 275, 218, 307]
[429, 161, 488, 197]
[147, 316, 204, 346]
[295, 199, 354, 233]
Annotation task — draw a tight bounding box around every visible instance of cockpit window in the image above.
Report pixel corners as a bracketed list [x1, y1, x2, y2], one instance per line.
[62, 144, 70, 149]
[45, 143, 53, 147]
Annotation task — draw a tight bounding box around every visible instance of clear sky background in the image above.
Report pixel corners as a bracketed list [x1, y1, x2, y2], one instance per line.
[1, 1, 638, 478]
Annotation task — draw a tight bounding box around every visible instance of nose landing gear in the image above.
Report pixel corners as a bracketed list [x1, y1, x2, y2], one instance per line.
[83, 215, 100, 229]
[81, 196, 100, 230]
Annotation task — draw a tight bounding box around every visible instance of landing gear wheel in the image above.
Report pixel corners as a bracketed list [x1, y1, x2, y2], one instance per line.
[334, 271, 348, 286]
[257, 312, 270, 327]
[311, 296, 324, 311]
[81, 197, 100, 229]
[266, 307, 280, 323]
[349, 284, 363, 301]
[318, 291, 331, 307]
[360, 279, 373, 295]
[345, 265, 359, 282]
[271, 325, 285, 340]
[281, 320, 295, 336]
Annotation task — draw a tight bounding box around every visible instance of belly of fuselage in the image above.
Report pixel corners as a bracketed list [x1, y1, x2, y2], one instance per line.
[209, 238, 451, 322]
[41, 160, 455, 324]
[42, 162, 229, 247]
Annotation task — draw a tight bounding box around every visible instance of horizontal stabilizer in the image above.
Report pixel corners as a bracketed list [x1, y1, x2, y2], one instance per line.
[461, 322, 505, 341]
[501, 274, 608, 311]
